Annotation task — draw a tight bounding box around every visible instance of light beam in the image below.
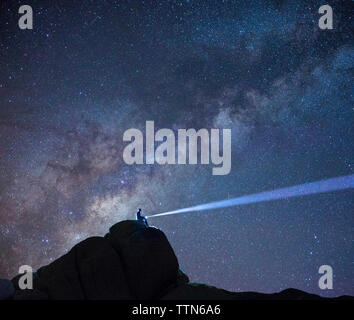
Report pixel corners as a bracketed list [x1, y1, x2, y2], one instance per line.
[146, 174, 354, 218]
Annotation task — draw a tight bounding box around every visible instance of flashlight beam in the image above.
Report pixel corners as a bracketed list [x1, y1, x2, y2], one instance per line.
[146, 174, 354, 218]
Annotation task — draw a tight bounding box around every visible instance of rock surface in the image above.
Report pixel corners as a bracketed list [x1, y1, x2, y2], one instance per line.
[4, 220, 352, 300]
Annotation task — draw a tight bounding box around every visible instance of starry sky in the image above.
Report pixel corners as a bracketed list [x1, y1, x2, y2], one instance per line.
[0, 0, 353, 297]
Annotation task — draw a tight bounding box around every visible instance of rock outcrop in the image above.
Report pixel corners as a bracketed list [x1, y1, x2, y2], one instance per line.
[2, 220, 352, 300]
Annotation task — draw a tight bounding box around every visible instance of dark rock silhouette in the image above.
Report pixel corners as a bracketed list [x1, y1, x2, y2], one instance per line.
[3, 220, 353, 300]
[0, 279, 14, 300]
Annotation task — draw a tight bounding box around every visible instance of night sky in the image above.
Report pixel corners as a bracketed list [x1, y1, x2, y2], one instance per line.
[0, 0, 353, 297]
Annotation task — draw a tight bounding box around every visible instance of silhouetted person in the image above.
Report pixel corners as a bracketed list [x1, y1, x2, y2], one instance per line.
[136, 208, 149, 226]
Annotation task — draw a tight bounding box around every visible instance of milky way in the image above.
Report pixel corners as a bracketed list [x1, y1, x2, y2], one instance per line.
[0, 1, 353, 297]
